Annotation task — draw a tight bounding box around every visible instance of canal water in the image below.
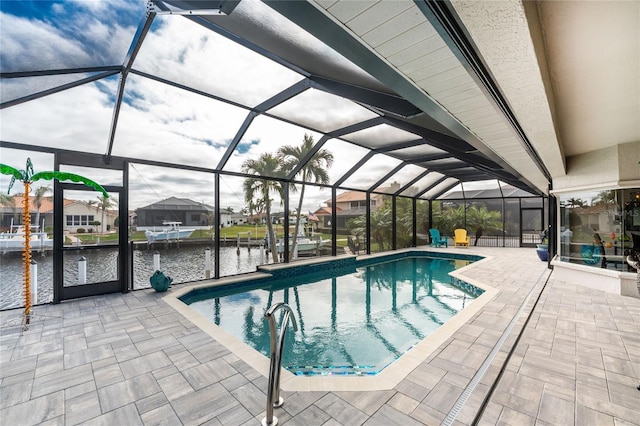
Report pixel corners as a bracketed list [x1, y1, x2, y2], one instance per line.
[0, 245, 272, 310]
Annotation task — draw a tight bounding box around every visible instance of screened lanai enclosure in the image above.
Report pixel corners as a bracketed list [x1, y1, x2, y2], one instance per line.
[0, 0, 549, 310]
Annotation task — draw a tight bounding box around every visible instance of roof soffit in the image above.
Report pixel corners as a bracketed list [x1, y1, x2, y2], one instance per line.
[448, 0, 566, 178]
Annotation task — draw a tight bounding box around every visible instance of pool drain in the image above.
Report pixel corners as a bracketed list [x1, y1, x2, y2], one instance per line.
[441, 267, 552, 426]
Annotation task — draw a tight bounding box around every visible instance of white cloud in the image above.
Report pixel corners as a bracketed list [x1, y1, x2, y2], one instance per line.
[134, 16, 303, 107]
[0, 1, 430, 215]
[0, 12, 93, 72]
[0, 149, 55, 195]
[0, 82, 115, 152]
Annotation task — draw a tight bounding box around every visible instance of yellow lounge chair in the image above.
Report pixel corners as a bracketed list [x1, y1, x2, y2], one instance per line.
[454, 229, 470, 247]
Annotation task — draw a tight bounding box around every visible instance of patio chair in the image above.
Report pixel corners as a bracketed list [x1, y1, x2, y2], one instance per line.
[592, 233, 608, 268]
[593, 232, 626, 270]
[631, 232, 640, 257]
[429, 228, 448, 247]
[454, 229, 470, 247]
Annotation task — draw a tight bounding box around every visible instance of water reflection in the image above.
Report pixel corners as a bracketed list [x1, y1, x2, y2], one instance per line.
[188, 257, 476, 375]
[0, 245, 270, 310]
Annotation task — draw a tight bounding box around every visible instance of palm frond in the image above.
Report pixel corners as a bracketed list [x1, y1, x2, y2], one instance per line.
[31, 171, 109, 197]
[0, 164, 25, 180]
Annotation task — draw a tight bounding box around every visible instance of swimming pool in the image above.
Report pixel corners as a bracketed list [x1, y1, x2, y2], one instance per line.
[179, 252, 485, 377]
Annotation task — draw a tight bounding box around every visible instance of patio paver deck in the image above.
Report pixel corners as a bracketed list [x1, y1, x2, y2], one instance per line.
[1, 247, 639, 425]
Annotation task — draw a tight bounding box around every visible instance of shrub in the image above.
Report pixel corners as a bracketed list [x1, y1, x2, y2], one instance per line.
[77, 228, 86, 233]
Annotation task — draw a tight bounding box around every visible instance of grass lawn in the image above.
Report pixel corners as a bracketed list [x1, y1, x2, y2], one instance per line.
[73, 225, 346, 246]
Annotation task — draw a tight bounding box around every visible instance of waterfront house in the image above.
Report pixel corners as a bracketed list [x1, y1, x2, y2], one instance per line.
[0, 195, 116, 234]
[230, 212, 247, 225]
[322, 183, 401, 230]
[135, 197, 215, 230]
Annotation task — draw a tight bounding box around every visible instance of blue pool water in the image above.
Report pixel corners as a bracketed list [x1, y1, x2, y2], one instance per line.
[182, 253, 483, 376]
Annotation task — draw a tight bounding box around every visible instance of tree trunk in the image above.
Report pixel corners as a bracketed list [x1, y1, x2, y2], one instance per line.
[474, 227, 483, 246]
[265, 198, 279, 263]
[290, 182, 306, 260]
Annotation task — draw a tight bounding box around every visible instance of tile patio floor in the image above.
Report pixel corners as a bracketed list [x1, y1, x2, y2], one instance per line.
[1, 247, 639, 425]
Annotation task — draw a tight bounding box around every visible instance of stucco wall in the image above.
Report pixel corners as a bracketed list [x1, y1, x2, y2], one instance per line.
[553, 145, 619, 191]
[553, 141, 640, 192]
[618, 141, 640, 182]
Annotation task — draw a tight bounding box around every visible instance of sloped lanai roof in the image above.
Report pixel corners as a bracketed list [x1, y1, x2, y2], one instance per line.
[1, 0, 553, 203]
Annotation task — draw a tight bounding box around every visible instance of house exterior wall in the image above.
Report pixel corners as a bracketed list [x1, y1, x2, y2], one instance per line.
[137, 209, 206, 227]
[230, 214, 247, 225]
[618, 141, 640, 182]
[220, 212, 232, 227]
[136, 210, 231, 229]
[64, 203, 116, 233]
[552, 141, 640, 298]
[553, 141, 640, 191]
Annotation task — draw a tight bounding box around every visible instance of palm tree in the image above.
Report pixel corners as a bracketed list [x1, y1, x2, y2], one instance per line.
[395, 197, 413, 248]
[433, 204, 465, 236]
[593, 190, 616, 206]
[0, 193, 17, 227]
[278, 134, 333, 259]
[346, 214, 366, 253]
[1, 158, 108, 328]
[370, 204, 392, 251]
[33, 185, 51, 230]
[97, 195, 116, 233]
[466, 205, 502, 246]
[347, 203, 392, 252]
[242, 153, 285, 262]
[566, 197, 586, 208]
[247, 198, 265, 224]
[414, 200, 431, 244]
[593, 190, 617, 231]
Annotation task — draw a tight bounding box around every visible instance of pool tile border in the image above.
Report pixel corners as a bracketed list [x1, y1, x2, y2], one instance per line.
[164, 248, 498, 391]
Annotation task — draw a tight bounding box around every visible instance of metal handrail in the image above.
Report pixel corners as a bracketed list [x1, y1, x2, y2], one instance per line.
[262, 302, 298, 426]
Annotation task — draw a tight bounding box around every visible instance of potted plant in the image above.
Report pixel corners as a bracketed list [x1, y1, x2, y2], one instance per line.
[536, 229, 549, 261]
[150, 270, 173, 292]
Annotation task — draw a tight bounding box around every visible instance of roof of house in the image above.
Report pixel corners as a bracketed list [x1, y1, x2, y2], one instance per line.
[313, 206, 335, 216]
[332, 191, 381, 203]
[575, 204, 616, 215]
[0, 196, 73, 213]
[337, 207, 367, 217]
[137, 197, 214, 211]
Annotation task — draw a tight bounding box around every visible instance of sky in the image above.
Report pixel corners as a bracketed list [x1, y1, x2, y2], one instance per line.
[0, 0, 508, 214]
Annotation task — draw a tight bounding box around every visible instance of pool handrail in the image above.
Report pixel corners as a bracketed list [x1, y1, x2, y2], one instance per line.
[262, 302, 298, 426]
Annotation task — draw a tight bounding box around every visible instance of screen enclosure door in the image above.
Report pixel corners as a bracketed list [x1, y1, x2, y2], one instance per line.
[520, 208, 543, 247]
[55, 184, 128, 302]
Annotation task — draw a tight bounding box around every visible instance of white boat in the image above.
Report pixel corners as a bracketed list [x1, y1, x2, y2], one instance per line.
[0, 225, 53, 252]
[145, 221, 195, 243]
[273, 228, 330, 254]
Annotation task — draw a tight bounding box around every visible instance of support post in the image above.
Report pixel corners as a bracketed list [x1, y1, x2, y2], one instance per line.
[30, 260, 38, 306]
[153, 251, 160, 271]
[78, 256, 87, 285]
[205, 247, 211, 279]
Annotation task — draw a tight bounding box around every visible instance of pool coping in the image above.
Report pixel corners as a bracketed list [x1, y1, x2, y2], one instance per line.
[163, 248, 498, 392]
